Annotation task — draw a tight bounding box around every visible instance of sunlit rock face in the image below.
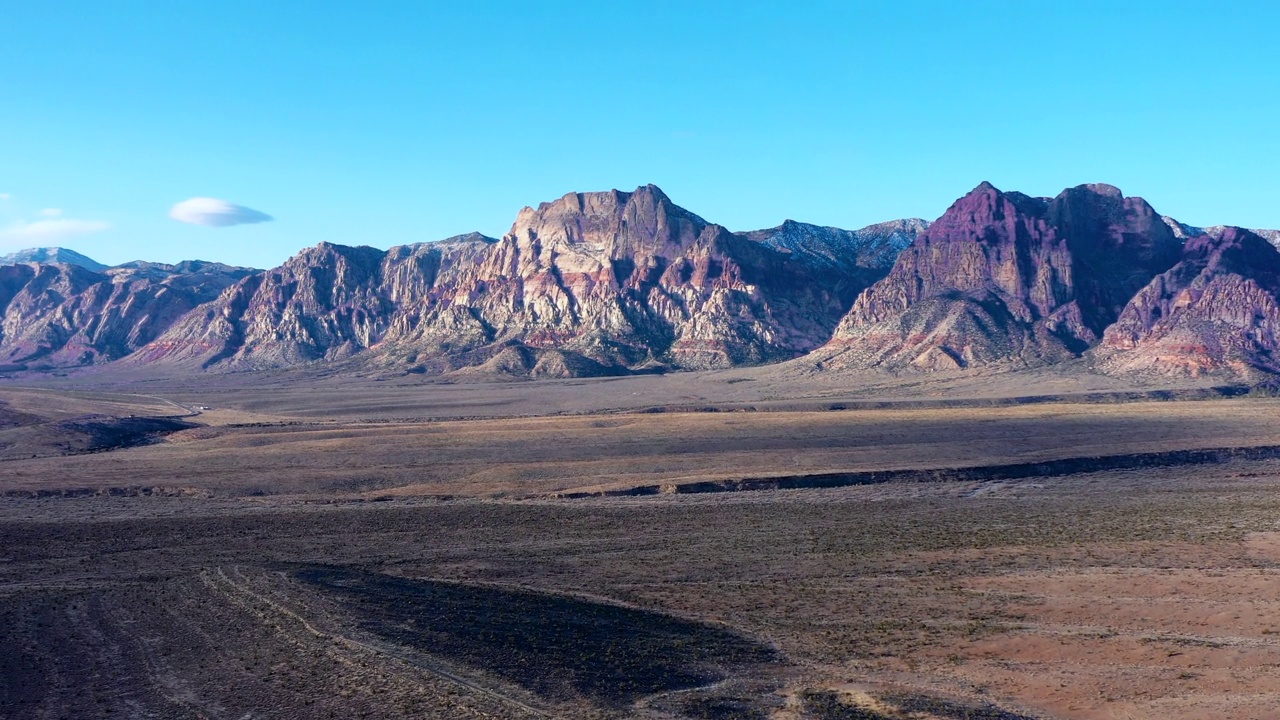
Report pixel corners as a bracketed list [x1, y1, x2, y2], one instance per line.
[1095, 227, 1280, 378]
[813, 182, 1183, 371]
[136, 185, 910, 375]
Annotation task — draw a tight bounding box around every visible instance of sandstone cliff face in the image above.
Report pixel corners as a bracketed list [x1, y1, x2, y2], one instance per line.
[813, 182, 1182, 371]
[0, 261, 254, 369]
[1095, 228, 1280, 376]
[137, 186, 891, 375]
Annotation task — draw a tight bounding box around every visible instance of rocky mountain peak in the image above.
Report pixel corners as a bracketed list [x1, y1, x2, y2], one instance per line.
[0, 247, 108, 272]
[430, 232, 498, 247]
[738, 217, 927, 276]
[938, 182, 1048, 233]
[505, 185, 710, 259]
[859, 218, 931, 235]
[815, 181, 1182, 371]
[1050, 183, 1163, 232]
[281, 242, 385, 280]
[294, 240, 376, 259]
[1079, 182, 1124, 198]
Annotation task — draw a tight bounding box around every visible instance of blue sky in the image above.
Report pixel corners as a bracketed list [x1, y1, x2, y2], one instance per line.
[2, 1, 1277, 268]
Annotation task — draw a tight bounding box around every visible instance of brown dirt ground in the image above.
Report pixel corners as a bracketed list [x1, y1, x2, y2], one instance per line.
[5, 382, 1280, 718]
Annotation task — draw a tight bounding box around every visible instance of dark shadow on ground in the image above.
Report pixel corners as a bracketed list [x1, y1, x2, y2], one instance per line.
[294, 566, 779, 707]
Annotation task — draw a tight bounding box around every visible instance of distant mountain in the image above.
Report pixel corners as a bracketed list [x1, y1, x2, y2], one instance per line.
[811, 182, 1183, 371]
[0, 260, 255, 369]
[1253, 228, 1280, 246]
[1160, 218, 1280, 248]
[739, 218, 927, 274]
[1095, 227, 1280, 377]
[133, 186, 903, 375]
[1202, 225, 1280, 248]
[0, 247, 106, 272]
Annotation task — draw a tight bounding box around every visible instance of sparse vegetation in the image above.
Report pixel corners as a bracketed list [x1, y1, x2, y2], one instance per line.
[4, 385, 1280, 718]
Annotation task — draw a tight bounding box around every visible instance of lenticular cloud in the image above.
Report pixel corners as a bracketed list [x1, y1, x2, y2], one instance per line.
[169, 197, 273, 227]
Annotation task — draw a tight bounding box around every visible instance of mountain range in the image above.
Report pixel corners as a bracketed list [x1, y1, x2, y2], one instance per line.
[2, 182, 1279, 380]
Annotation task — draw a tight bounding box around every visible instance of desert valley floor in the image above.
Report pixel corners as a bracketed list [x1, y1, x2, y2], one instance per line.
[4, 366, 1280, 719]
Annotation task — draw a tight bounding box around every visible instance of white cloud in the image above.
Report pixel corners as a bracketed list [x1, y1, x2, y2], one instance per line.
[0, 218, 111, 246]
[38, 208, 63, 218]
[169, 197, 273, 227]
[0, 194, 10, 201]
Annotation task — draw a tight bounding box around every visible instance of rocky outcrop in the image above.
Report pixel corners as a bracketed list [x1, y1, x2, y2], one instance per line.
[137, 186, 896, 374]
[1095, 227, 1280, 377]
[0, 260, 254, 369]
[812, 182, 1183, 371]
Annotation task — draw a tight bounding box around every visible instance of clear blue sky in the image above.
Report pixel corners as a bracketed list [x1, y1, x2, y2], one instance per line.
[2, 1, 1277, 268]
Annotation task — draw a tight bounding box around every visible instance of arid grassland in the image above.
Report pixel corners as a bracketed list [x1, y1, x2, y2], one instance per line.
[3, 381, 1280, 719]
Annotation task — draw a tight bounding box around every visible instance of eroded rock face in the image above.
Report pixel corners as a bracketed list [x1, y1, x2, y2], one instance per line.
[1095, 227, 1280, 377]
[813, 182, 1183, 370]
[137, 186, 902, 375]
[0, 261, 255, 369]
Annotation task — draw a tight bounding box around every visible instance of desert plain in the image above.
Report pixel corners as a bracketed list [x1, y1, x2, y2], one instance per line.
[4, 367, 1280, 720]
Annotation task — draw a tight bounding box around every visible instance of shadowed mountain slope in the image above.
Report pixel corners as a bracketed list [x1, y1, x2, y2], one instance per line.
[810, 182, 1183, 371]
[1095, 227, 1280, 377]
